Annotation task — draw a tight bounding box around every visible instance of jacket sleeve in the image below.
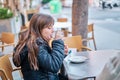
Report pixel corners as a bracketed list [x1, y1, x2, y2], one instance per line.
[37, 39, 65, 73]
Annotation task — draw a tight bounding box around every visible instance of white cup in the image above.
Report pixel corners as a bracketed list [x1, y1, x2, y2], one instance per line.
[52, 30, 64, 39]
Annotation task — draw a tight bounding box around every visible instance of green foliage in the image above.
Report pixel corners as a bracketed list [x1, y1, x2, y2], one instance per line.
[0, 7, 13, 19]
[42, 0, 51, 5]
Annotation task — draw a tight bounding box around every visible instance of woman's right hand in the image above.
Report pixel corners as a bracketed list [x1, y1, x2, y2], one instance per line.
[64, 44, 68, 55]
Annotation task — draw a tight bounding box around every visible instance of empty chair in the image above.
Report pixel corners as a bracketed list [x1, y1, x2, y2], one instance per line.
[25, 21, 30, 27]
[83, 23, 97, 50]
[57, 18, 71, 37]
[64, 35, 92, 51]
[57, 18, 68, 22]
[20, 26, 28, 31]
[61, 28, 71, 37]
[0, 32, 15, 52]
[26, 9, 38, 22]
[0, 69, 7, 80]
[0, 37, 2, 46]
[0, 54, 22, 80]
[0, 38, 1, 42]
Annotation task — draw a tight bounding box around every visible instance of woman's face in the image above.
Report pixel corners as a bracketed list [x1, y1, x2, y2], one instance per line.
[41, 26, 54, 42]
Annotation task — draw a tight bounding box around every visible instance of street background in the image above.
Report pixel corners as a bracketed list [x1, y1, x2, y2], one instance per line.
[88, 6, 120, 50]
[46, 6, 120, 50]
[2, 4, 120, 54]
[1, 1, 120, 80]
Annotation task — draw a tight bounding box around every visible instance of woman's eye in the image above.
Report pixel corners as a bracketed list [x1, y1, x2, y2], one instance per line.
[48, 27, 52, 29]
[48, 27, 51, 29]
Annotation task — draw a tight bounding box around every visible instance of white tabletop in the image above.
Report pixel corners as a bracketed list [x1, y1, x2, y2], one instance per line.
[63, 50, 120, 80]
[53, 22, 72, 31]
[53, 22, 93, 32]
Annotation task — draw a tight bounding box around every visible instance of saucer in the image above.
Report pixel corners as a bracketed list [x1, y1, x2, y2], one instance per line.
[69, 56, 88, 63]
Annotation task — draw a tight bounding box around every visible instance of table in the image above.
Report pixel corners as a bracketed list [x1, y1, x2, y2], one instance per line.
[63, 50, 120, 80]
[53, 22, 72, 32]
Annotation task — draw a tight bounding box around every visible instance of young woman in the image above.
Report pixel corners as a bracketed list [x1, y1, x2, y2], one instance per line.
[13, 13, 68, 80]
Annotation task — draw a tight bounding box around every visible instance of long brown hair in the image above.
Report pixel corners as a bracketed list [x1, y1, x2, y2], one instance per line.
[13, 14, 54, 70]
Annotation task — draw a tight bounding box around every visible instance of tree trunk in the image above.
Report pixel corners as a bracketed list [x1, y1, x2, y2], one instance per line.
[72, 0, 88, 46]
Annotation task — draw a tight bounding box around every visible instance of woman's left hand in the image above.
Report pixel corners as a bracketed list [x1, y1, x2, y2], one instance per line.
[64, 44, 68, 55]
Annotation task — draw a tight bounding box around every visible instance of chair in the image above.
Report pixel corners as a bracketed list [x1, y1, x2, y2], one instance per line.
[57, 18, 68, 22]
[0, 69, 7, 80]
[0, 32, 15, 52]
[25, 21, 30, 27]
[0, 54, 22, 80]
[0, 37, 1, 42]
[20, 26, 28, 31]
[83, 23, 97, 50]
[26, 9, 38, 22]
[57, 18, 71, 37]
[64, 35, 92, 51]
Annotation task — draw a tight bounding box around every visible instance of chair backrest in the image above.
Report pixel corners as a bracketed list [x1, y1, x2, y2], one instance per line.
[0, 55, 13, 80]
[0, 32, 15, 52]
[87, 23, 94, 39]
[25, 21, 30, 27]
[1, 32, 15, 44]
[64, 35, 83, 51]
[57, 18, 68, 22]
[87, 23, 97, 50]
[26, 9, 38, 21]
[20, 26, 28, 31]
[88, 23, 94, 33]
[0, 69, 7, 80]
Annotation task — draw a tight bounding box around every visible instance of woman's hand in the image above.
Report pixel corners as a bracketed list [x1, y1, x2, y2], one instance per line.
[64, 44, 68, 55]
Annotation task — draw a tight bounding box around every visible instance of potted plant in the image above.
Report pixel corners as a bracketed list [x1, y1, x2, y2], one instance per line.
[0, 7, 13, 19]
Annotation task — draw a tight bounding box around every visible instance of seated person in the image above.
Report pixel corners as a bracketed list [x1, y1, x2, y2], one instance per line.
[96, 53, 120, 80]
[13, 13, 68, 80]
